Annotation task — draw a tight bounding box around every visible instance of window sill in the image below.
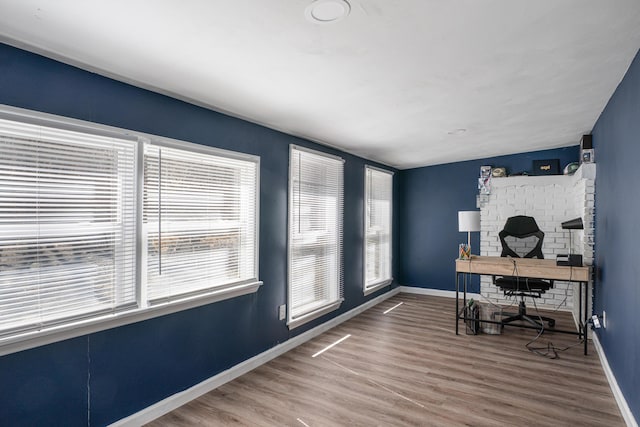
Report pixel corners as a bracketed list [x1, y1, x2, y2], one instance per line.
[0, 280, 263, 357]
[288, 300, 343, 330]
[364, 279, 393, 296]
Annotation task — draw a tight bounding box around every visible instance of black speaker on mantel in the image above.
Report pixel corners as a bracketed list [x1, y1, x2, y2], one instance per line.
[581, 134, 594, 163]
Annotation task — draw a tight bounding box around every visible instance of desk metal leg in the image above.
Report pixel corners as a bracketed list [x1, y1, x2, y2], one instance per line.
[455, 271, 469, 336]
[579, 282, 583, 339]
[455, 272, 460, 335]
[463, 273, 468, 306]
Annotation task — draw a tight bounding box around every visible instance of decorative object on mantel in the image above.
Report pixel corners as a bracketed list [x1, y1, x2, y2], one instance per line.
[532, 159, 560, 175]
[491, 167, 507, 178]
[458, 210, 481, 259]
[478, 165, 491, 194]
[564, 162, 580, 175]
[580, 134, 594, 164]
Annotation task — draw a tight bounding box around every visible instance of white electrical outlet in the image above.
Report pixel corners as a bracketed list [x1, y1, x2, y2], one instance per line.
[603, 310, 607, 328]
[279, 304, 286, 321]
[592, 315, 601, 328]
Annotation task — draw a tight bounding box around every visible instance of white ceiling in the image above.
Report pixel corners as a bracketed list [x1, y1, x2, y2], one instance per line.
[1, 1, 640, 169]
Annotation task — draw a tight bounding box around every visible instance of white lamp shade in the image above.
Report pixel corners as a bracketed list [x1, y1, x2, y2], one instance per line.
[458, 211, 481, 232]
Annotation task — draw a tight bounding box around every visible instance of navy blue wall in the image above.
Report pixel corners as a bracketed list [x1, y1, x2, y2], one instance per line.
[399, 147, 579, 292]
[0, 43, 399, 426]
[592, 48, 640, 421]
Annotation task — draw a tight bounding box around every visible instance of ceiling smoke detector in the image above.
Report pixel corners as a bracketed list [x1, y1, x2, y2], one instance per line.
[305, 0, 351, 24]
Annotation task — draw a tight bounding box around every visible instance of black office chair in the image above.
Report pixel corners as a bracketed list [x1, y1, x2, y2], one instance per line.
[494, 215, 555, 328]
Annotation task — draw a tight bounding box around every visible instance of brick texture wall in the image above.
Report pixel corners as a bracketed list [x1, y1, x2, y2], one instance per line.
[479, 164, 595, 317]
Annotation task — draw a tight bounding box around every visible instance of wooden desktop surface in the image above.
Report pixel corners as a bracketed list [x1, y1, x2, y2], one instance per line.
[455, 255, 590, 282]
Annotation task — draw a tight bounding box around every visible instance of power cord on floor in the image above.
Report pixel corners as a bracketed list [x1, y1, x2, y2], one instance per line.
[526, 287, 584, 359]
[512, 258, 584, 359]
[526, 332, 585, 359]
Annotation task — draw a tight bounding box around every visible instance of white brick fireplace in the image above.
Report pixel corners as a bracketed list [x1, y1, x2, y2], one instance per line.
[479, 164, 595, 322]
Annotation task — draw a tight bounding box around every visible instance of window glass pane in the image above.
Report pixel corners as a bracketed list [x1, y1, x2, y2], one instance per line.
[143, 144, 257, 302]
[288, 146, 343, 322]
[364, 167, 393, 289]
[0, 118, 136, 336]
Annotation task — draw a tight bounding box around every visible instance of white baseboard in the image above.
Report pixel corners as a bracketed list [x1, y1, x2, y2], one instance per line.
[110, 287, 400, 426]
[592, 333, 638, 427]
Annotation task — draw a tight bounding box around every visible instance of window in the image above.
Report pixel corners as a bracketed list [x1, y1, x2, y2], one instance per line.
[0, 116, 137, 336]
[288, 146, 343, 328]
[364, 166, 393, 293]
[143, 143, 258, 302]
[0, 107, 260, 353]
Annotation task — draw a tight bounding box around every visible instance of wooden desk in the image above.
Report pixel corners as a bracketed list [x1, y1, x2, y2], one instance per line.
[455, 255, 591, 354]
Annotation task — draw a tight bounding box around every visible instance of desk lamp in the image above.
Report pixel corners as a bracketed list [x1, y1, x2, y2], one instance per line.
[557, 217, 584, 266]
[458, 211, 481, 259]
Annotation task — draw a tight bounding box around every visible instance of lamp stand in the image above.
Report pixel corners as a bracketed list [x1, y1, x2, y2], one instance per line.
[464, 231, 471, 309]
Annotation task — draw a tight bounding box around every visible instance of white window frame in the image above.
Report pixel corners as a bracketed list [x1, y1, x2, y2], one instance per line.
[363, 165, 393, 295]
[0, 105, 261, 356]
[287, 145, 344, 329]
[141, 138, 260, 305]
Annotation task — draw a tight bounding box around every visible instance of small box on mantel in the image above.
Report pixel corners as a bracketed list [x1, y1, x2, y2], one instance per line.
[532, 159, 560, 175]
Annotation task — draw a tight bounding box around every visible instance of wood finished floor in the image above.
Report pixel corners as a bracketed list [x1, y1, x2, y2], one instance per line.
[147, 294, 623, 426]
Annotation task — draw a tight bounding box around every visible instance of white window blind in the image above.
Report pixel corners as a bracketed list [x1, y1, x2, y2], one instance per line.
[364, 166, 393, 291]
[0, 117, 137, 337]
[288, 146, 343, 327]
[143, 144, 258, 302]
